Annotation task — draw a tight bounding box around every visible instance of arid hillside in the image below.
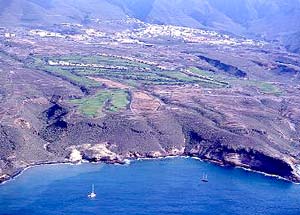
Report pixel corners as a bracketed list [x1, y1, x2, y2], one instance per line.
[0, 14, 300, 183]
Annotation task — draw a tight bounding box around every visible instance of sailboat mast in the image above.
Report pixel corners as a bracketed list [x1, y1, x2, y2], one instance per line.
[92, 184, 94, 193]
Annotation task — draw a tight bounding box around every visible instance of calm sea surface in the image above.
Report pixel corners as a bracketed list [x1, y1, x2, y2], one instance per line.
[0, 157, 299, 215]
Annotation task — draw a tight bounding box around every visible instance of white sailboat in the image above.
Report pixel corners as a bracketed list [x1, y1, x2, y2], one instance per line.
[201, 173, 208, 183]
[88, 184, 96, 198]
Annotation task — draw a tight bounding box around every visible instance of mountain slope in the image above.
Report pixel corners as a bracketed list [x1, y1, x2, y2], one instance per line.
[0, 0, 127, 26]
[111, 0, 300, 52]
[1, 0, 299, 51]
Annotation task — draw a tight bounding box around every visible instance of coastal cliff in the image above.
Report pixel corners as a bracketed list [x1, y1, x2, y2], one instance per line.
[1, 108, 300, 184]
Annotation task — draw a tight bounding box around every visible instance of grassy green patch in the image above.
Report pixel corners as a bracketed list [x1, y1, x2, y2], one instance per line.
[26, 57, 99, 88]
[70, 89, 129, 117]
[51, 55, 152, 69]
[253, 82, 282, 95]
[109, 90, 129, 112]
[189, 67, 281, 94]
[163, 71, 199, 82]
[187, 67, 230, 88]
[44, 66, 100, 87]
[188, 67, 214, 78]
[232, 79, 283, 96]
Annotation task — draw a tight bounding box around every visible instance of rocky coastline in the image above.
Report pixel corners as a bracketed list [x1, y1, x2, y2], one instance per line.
[1, 143, 300, 184]
[1, 104, 300, 184]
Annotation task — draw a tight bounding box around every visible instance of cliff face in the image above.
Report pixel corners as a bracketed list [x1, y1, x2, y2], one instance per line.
[2, 100, 299, 183]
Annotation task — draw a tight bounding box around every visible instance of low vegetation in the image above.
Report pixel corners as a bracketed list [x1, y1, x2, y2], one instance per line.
[44, 66, 100, 88]
[27, 55, 232, 89]
[188, 67, 230, 88]
[253, 82, 282, 95]
[70, 89, 129, 117]
[234, 79, 283, 96]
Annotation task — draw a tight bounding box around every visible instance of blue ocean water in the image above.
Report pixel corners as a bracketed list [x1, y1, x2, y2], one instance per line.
[0, 157, 299, 215]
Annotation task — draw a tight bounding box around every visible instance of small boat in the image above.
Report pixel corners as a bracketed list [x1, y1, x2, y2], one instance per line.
[88, 184, 96, 198]
[201, 174, 208, 183]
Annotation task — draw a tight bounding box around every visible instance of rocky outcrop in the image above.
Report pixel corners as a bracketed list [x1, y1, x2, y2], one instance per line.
[67, 143, 124, 164]
[186, 144, 300, 182]
[68, 149, 82, 163]
[198, 55, 247, 78]
[39, 103, 68, 143]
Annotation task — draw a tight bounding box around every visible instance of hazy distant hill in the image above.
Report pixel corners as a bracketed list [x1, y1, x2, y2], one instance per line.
[111, 0, 300, 53]
[0, 0, 126, 26]
[0, 0, 299, 52]
[111, 0, 300, 49]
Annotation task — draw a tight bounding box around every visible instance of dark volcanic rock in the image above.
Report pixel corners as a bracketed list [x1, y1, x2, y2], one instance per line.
[39, 103, 69, 142]
[40, 120, 68, 143]
[198, 55, 247, 78]
[42, 103, 68, 123]
[272, 64, 299, 76]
